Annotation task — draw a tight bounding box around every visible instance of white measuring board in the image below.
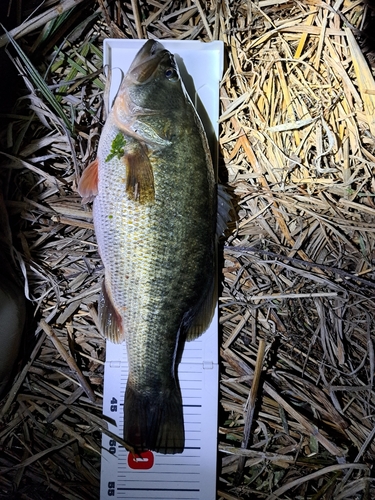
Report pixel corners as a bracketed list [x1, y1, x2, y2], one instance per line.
[100, 39, 224, 500]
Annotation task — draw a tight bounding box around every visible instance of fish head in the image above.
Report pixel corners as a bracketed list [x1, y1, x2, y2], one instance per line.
[119, 40, 186, 114]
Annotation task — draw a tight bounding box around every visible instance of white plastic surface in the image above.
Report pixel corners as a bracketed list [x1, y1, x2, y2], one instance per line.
[100, 39, 223, 500]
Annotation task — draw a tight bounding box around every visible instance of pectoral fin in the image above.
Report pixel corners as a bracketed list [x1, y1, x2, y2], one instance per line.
[78, 158, 99, 204]
[123, 144, 155, 204]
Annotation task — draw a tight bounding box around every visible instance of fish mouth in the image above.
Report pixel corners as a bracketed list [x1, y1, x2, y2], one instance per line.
[128, 40, 171, 84]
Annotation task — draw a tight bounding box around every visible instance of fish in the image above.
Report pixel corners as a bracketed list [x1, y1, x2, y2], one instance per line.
[0, 189, 26, 397]
[78, 40, 217, 454]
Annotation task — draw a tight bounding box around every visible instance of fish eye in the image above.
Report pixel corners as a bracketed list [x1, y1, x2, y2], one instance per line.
[165, 68, 178, 82]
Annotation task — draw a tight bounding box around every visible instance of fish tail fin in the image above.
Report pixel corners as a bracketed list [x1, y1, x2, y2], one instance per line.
[124, 380, 184, 454]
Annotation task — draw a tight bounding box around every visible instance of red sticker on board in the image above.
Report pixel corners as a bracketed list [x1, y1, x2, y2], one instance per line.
[128, 450, 155, 470]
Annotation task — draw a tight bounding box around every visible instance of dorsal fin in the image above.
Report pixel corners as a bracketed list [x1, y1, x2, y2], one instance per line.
[186, 274, 216, 341]
[217, 183, 232, 236]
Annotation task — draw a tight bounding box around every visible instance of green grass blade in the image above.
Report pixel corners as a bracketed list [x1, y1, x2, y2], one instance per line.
[2, 25, 73, 132]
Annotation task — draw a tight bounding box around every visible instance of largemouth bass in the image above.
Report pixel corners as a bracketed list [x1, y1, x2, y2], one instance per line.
[78, 40, 216, 454]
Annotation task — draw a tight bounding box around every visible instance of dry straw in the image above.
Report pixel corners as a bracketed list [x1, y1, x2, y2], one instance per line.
[0, 1, 374, 499]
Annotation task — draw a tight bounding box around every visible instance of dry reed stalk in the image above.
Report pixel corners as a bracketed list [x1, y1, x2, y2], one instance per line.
[235, 339, 267, 483]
